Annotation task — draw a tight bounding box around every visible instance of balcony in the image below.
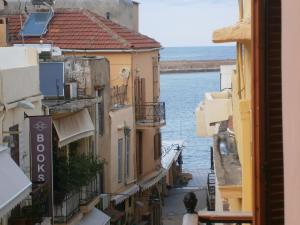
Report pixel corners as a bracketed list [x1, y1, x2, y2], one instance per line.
[80, 175, 101, 214]
[198, 211, 253, 224]
[195, 91, 232, 137]
[111, 84, 128, 109]
[182, 192, 253, 225]
[54, 190, 82, 225]
[135, 102, 166, 128]
[8, 183, 50, 225]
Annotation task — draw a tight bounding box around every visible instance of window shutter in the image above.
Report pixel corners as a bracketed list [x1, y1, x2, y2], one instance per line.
[118, 138, 123, 183]
[125, 133, 130, 178]
[154, 132, 161, 160]
[263, 0, 284, 224]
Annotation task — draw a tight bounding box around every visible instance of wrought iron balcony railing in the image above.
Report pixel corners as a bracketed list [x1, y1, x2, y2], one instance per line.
[54, 190, 80, 224]
[135, 102, 166, 127]
[111, 85, 128, 108]
[80, 175, 100, 205]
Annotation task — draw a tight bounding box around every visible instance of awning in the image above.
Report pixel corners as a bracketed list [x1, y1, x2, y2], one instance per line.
[78, 208, 110, 225]
[162, 140, 184, 171]
[139, 168, 167, 191]
[0, 146, 31, 217]
[111, 184, 139, 205]
[213, 19, 251, 43]
[53, 108, 95, 147]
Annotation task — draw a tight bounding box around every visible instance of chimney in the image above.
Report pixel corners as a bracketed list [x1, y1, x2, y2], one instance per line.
[106, 12, 111, 20]
[132, 1, 139, 32]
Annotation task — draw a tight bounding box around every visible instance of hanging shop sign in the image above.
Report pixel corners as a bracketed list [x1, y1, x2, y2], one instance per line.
[29, 116, 53, 217]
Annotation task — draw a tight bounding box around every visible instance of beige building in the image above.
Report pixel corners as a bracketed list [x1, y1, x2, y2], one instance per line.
[0, 47, 46, 225]
[4, 9, 164, 224]
[41, 57, 111, 225]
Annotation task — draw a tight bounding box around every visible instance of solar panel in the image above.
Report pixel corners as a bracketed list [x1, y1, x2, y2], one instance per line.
[20, 11, 53, 37]
[39, 62, 64, 97]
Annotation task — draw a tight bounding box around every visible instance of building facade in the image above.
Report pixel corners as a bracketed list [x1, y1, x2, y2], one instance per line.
[0, 47, 47, 225]
[4, 8, 164, 224]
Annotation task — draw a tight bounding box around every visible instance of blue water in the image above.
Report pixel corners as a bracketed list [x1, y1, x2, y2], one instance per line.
[161, 72, 220, 171]
[160, 46, 236, 61]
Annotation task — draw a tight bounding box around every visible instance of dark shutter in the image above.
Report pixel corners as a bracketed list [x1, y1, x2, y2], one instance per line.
[263, 0, 284, 224]
[136, 131, 143, 175]
[9, 125, 19, 165]
[154, 132, 161, 160]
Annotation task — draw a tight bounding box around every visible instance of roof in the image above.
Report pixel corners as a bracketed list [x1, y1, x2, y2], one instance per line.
[7, 10, 161, 50]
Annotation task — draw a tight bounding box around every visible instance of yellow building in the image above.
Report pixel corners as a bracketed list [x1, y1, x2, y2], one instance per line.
[195, 0, 252, 213]
[6, 9, 164, 224]
[213, 0, 252, 212]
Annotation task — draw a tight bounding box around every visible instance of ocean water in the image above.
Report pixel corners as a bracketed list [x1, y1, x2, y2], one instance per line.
[161, 72, 220, 171]
[160, 46, 236, 61]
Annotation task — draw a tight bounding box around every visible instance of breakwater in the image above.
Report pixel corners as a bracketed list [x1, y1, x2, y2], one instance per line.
[160, 59, 235, 73]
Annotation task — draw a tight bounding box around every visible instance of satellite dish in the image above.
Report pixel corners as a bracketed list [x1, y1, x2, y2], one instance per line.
[120, 68, 130, 80]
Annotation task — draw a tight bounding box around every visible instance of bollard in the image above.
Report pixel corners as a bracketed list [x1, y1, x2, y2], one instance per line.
[182, 192, 199, 225]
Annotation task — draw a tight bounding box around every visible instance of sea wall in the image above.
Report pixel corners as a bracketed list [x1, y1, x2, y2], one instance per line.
[160, 59, 235, 73]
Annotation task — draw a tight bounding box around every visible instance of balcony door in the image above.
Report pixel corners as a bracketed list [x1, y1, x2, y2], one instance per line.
[134, 77, 146, 121]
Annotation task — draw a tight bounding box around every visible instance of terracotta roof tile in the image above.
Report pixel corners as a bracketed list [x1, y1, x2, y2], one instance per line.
[7, 10, 161, 50]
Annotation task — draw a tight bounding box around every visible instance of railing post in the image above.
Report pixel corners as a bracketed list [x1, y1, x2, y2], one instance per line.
[182, 192, 199, 225]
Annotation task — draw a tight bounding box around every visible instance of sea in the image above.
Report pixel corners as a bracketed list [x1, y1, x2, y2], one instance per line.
[160, 46, 236, 172]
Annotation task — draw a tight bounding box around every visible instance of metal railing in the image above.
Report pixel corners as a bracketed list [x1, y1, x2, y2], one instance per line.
[135, 102, 166, 126]
[206, 171, 216, 211]
[111, 85, 128, 107]
[182, 192, 253, 225]
[54, 190, 80, 224]
[80, 175, 100, 205]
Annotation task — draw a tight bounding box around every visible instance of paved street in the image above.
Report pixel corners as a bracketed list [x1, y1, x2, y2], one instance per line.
[162, 170, 208, 225]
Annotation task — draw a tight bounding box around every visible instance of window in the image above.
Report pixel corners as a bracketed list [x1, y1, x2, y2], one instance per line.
[125, 128, 131, 178]
[154, 132, 162, 160]
[118, 138, 123, 183]
[136, 131, 143, 175]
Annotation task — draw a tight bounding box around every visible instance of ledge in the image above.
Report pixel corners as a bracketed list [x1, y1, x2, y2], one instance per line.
[213, 19, 251, 43]
[80, 196, 100, 214]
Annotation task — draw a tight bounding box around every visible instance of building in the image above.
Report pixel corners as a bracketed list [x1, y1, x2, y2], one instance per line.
[4, 8, 164, 224]
[40, 56, 111, 225]
[196, 0, 252, 213]
[2, 0, 139, 31]
[0, 47, 48, 225]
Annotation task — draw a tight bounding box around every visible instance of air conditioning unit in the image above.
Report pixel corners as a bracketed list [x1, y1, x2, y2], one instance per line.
[99, 194, 110, 210]
[64, 82, 77, 99]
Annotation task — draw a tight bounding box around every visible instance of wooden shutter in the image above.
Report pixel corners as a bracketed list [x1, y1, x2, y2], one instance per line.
[154, 132, 161, 160]
[254, 0, 284, 224]
[136, 131, 143, 175]
[118, 138, 123, 183]
[153, 57, 159, 102]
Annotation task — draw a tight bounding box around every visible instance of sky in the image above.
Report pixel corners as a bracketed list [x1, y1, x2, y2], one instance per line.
[138, 0, 238, 47]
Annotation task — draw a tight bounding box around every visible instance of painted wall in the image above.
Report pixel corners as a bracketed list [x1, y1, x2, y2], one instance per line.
[282, 0, 300, 224]
[109, 106, 136, 193]
[0, 48, 43, 225]
[209, 0, 253, 213]
[132, 50, 161, 177]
